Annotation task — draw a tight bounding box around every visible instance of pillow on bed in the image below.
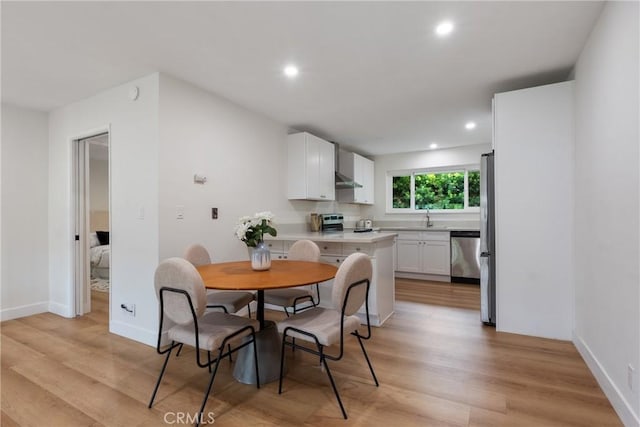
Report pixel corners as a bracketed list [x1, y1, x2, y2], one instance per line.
[96, 231, 110, 245]
[89, 232, 100, 248]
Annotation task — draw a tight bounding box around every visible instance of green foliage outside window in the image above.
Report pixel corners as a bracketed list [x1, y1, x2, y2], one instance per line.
[390, 168, 481, 211]
[468, 170, 480, 207]
[392, 176, 411, 208]
[415, 172, 465, 210]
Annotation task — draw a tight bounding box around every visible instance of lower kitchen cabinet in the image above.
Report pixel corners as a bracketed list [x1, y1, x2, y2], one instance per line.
[394, 231, 451, 281]
[267, 236, 395, 326]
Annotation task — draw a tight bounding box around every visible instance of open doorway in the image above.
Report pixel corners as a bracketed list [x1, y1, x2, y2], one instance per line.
[73, 132, 110, 317]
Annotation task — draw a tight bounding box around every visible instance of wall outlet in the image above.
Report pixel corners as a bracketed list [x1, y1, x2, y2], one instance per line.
[628, 364, 635, 391]
[176, 205, 184, 220]
[120, 303, 136, 317]
[212, 207, 218, 219]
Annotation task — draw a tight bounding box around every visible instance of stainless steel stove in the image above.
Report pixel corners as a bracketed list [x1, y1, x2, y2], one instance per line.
[321, 213, 344, 232]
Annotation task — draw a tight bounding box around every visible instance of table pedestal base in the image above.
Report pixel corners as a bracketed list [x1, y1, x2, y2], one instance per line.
[233, 320, 286, 384]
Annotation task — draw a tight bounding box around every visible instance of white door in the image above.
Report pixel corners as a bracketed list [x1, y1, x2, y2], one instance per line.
[396, 240, 422, 273]
[74, 138, 91, 315]
[305, 136, 321, 199]
[317, 137, 335, 200]
[422, 240, 451, 275]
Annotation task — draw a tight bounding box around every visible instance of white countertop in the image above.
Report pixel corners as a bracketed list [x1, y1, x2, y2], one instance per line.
[379, 226, 479, 232]
[266, 230, 397, 244]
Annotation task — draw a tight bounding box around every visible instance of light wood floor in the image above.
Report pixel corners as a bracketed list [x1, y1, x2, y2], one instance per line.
[1, 280, 621, 426]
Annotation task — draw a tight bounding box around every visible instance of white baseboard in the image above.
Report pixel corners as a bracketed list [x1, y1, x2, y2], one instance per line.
[573, 332, 640, 427]
[110, 320, 157, 347]
[0, 301, 48, 321]
[395, 272, 451, 282]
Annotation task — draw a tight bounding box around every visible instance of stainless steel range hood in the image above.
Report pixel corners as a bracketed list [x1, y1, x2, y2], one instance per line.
[333, 143, 363, 189]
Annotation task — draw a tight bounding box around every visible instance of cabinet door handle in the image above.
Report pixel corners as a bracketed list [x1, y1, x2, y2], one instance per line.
[320, 195, 326, 198]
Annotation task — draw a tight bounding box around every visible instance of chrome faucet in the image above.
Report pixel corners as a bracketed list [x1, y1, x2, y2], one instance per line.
[425, 208, 433, 228]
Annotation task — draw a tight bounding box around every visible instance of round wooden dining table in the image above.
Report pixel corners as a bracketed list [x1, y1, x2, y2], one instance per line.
[196, 260, 338, 384]
[197, 260, 337, 328]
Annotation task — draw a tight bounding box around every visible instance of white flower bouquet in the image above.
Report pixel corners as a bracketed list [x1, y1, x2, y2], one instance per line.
[235, 211, 277, 247]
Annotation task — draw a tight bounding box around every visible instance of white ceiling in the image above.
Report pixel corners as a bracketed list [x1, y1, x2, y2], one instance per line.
[1, 1, 603, 155]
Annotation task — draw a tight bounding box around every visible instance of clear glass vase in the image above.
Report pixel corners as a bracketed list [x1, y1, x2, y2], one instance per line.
[249, 240, 271, 271]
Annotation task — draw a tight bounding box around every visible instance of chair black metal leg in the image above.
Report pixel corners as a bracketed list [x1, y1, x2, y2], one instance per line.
[278, 333, 287, 394]
[196, 347, 224, 427]
[293, 295, 315, 314]
[314, 283, 320, 306]
[175, 343, 184, 357]
[321, 355, 348, 419]
[251, 332, 260, 389]
[148, 344, 174, 408]
[247, 304, 252, 319]
[283, 306, 290, 317]
[356, 335, 379, 386]
[207, 351, 212, 373]
[227, 344, 233, 363]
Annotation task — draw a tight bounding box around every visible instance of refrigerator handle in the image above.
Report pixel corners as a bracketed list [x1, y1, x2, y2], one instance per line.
[480, 251, 491, 257]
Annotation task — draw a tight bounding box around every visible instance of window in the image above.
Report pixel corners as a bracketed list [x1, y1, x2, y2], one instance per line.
[387, 166, 480, 212]
[468, 170, 480, 207]
[392, 175, 411, 209]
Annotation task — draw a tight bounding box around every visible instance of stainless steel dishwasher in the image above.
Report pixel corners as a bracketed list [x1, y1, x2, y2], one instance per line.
[450, 230, 481, 284]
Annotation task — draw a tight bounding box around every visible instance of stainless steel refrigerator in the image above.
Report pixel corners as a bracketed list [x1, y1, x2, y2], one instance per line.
[480, 151, 496, 326]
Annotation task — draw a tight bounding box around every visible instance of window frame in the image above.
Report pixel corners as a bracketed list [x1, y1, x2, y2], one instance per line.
[386, 164, 481, 214]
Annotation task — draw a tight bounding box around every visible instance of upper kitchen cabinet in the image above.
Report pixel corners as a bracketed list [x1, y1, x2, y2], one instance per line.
[337, 150, 375, 205]
[287, 132, 335, 201]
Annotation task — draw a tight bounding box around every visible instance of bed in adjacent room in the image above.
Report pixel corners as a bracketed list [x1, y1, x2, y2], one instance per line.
[90, 231, 110, 279]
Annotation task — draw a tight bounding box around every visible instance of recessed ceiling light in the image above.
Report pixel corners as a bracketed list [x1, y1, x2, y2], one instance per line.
[283, 65, 299, 78]
[429, 143, 438, 149]
[435, 21, 454, 37]
[465, 121, 477, 130]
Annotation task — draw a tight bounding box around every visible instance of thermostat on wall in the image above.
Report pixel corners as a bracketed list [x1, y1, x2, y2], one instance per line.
[129, 86, 140, 101]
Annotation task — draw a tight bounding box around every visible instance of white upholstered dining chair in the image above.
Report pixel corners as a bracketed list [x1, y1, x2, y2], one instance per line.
[264, 239, 321, 316]
[276, 252, 379, 419]
[148, 257, 260, 427]
[183, 244, 255, 317]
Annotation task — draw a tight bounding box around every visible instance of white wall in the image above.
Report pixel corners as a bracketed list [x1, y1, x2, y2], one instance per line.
[157, 74, 362, 261]
[1, 104, 50, 320]
[89, 150, 109, 213]
[365, 144, 491, 222]
[573, 2, 640, 425]
[48, 73, 160, 345]
[494, 81, 574, 340]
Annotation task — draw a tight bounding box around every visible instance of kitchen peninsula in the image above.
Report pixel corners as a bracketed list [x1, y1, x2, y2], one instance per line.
[265, 231, 396, 326]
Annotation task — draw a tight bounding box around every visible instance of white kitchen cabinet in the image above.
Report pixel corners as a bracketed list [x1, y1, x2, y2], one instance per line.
[266, 233, 396, 326]
[336, 150, 374, 204]
[396, 239, 422, 273]
[287, 132, 335, 201]
[267, 240, 291, 260]
[422, 240, 450, 275]
[395, 231, 451, 280]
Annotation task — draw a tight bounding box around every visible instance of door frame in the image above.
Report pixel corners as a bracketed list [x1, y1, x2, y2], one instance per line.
[71, 126, 111, 316]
